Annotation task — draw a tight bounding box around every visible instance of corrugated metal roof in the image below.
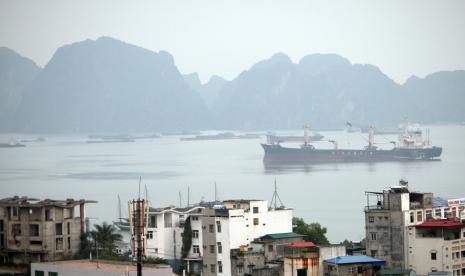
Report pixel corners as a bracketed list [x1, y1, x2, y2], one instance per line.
[286, 242, 315, 248]
[323, 255, 385, 265]
[261, 232, 304, 239]
[415, 219, 465, 229]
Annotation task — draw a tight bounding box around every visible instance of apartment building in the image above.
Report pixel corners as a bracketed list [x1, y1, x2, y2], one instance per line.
[364, 180, 465, 274]
[201, 199, 293, 276]
[0, 196, 94, 264]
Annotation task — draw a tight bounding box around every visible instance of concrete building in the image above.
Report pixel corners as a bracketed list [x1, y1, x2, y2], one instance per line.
[144, 205, 204, 261]
[30, 260, 172, 276]
[364, 180, 465, 271]
[230, 236, 345, 276]
[201, 199, 293, 276]
[0, 196, 95, 264]
[323, 255, 385, 275]
[407, 219, 465, 275]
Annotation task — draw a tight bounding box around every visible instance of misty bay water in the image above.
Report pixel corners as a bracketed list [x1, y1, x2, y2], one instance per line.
[1, 125, 465, 243]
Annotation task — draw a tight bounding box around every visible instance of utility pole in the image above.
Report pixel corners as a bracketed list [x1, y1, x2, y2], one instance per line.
[134, 177, 143, 276]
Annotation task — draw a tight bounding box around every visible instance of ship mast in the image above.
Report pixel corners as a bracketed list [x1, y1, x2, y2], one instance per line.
[303, 125, 310, 146]
[368, 126, 375, 149]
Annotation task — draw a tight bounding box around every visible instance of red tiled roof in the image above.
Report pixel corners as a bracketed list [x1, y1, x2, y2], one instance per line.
[286, 242, 315, 248]
[415, 219, 465, 229]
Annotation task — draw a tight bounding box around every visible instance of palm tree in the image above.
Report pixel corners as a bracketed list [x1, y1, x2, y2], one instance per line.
[90, 222, 123, 254]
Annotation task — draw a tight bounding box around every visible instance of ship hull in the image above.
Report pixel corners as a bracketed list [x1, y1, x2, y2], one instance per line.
[262, 144, 442, 163]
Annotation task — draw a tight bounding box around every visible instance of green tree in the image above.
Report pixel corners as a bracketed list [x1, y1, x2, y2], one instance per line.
[181, 217, 192, 259]
[90, 222, 123, 255]
[292, 217, 330, 245]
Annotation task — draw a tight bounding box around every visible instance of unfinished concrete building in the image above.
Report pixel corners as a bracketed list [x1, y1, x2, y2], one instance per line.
[0, 196, 95, 264]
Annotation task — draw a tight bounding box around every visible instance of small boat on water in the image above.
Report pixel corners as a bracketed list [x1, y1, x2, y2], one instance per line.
[180, 132, 261, 141]
[86, 138, 134, 144]
[0, 139, 26, 148]
[113, 195, 130, 231]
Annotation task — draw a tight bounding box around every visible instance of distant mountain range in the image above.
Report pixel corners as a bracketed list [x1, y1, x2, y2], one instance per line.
[0, 37, 464, 132]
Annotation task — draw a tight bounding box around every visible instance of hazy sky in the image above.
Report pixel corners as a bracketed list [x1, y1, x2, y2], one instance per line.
[1, 0, 464, 84]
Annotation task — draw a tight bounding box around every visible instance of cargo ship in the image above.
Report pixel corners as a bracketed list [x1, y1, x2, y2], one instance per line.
[262, 125, 442, 163]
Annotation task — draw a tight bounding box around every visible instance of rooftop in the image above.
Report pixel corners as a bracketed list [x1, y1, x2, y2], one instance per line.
[148, 205, 203, 213]
[0, 196, 96, 207]
[261, 232, 304, 240]
[32, 260, 171, 275]
[324, 255, 385, 266]
[415, 219, 465, 229]
[286, 242, 315, 248]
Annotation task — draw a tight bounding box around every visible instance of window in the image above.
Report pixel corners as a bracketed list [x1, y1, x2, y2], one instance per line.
[67, 222, 70, 235]
[149, 215, 157, 228]
[357, 266, 363, 273]
[253, 207, 259, 214]
[238, 265, 243, 274]
[67, 237, 71, 250]
[0, 220, 3, 232]
[55, 223, 63, 235]
[209, 224, 214, 233]
[209, 245, 215, 253]
[416, 211, 423, 222]
[12, 224, 21, 236]
[369, 216, 374, 223]
[30, 224, 39, 236]
[210, 264, 216, 273]
[370, 232, 377, 241]
[12, 206, 18, 217]
[34, 271, 44, 276]
[56, 237, 63, 251]
[217, 242, 222, 254]
[1, 234, 4, 247]
[191, 216, 198, 221]
[192, 230, 199, 238]
[193, 245, 200, 254]
[348, 267, 355, 273]
[268, 244, 273, 252]
[48, 273, 58, 276]
[431, 252, 437, 260]
[147, 231, 153, 239]
[435, 209, 442, 218]
[216, 221, 221, 233]
[426, 210, 432, 220]
[45, 209, 52, 221]
[248, 265, 254, 274]
[218, 261, 223, 273]
[409, 212, 414, 223]
[253, 218, 259, 226]
[30, 240, 42, 245]
[371, 250, 377, 257]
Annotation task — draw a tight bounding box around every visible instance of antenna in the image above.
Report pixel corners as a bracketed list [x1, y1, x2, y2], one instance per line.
[187, 186, 190, 207]
[144, 184, 149, 203]
[179, 191, 182, 207]
[214, 182, 217, 202]
[138, 176, 141, 200]
[270, 178, 284, 209]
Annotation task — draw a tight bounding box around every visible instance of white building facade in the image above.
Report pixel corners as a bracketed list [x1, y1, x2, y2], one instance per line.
[201, 200, 293, 276]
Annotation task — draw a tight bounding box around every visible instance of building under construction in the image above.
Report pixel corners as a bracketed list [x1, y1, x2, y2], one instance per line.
[0, 196, 95, 264]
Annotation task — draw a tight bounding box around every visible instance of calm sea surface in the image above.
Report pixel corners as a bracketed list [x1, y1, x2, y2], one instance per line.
[1, 125, 464, 243]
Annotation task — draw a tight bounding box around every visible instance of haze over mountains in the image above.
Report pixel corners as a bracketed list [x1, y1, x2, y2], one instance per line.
[0, 36, 464, 133]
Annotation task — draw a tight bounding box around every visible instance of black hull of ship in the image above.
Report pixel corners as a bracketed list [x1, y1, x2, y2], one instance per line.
[261, 144, 442, 163]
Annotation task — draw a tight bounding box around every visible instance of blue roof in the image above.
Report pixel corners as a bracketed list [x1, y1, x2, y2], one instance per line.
[324, 255, 385, 266]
